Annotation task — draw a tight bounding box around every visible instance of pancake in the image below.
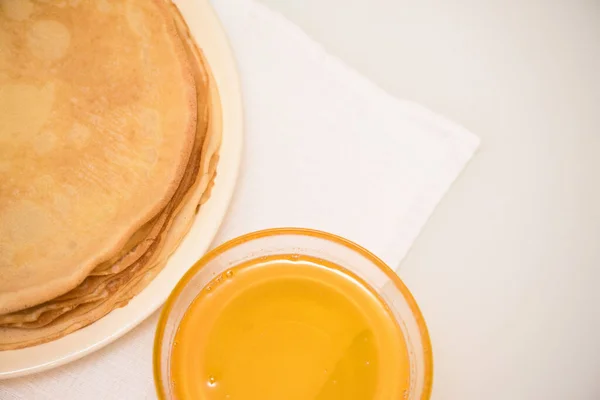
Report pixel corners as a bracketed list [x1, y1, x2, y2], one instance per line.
[0, 1, 222, 348]
[0, 0, 214, 327]
[0, 37, 222, 349]
[0, 0, 198, 314]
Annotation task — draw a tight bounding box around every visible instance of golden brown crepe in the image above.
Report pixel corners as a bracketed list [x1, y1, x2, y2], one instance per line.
[0, 39, 222, 349]
[0, 0, 222, 349]
[0, 0, 199, 314]
[0, 53, 213, 330]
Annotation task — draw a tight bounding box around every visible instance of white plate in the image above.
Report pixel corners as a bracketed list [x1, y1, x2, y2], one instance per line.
[0, 0, 243, 379]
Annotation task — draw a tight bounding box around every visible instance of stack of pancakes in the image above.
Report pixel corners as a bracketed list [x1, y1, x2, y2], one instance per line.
[0, 0, 221, 350]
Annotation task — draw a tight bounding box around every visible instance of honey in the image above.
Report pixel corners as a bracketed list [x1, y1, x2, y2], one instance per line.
[170, 255, 410, 399]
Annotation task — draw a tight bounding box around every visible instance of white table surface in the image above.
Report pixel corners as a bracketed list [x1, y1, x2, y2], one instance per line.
[258, 0, 600, 399]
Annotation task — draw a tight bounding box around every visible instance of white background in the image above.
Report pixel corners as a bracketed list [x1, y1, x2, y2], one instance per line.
[257, 0, 600, 399]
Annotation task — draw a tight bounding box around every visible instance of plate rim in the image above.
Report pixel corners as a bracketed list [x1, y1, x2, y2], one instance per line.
[0, 0, 243, 379]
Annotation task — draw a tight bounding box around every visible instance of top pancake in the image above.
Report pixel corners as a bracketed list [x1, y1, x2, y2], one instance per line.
[0, 0, 197, 313]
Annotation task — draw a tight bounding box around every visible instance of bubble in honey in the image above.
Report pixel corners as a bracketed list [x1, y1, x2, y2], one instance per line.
[225, 270, 234, 278]
[207, 376, 217, 387]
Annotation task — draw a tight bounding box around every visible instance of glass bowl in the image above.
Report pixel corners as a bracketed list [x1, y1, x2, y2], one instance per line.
[154, 228, 433, 399]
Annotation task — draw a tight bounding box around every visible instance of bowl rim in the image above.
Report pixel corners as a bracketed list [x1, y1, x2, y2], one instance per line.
[153, 227, 433, 399]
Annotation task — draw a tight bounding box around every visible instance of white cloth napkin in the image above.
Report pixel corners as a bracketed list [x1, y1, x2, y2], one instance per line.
[0, 0, 478, 398]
